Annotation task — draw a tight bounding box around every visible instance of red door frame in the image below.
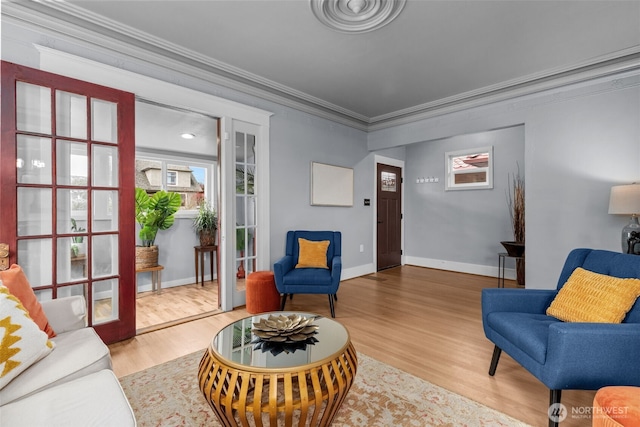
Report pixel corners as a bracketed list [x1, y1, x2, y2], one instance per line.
[1, 61, 136, 343]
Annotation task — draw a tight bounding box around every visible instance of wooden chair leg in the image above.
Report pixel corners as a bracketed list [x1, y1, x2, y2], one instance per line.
[548, 389, 562, 427]
[334, 294, 338, 301]
[328, 294, 336, 318]
[280, 294, 288, 311]
[488, 346, 502, 376]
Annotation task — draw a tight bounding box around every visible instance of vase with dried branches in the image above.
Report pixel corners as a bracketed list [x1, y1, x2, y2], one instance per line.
[501, 168, 525, 286]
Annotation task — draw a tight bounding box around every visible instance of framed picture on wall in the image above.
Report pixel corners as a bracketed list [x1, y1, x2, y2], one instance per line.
[310, 162, 354, 207]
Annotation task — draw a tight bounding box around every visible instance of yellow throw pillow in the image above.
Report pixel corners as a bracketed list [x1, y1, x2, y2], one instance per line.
[547, 268, 640, 323]
[295, 238, 330, 269]
[0, 284, 55, 389]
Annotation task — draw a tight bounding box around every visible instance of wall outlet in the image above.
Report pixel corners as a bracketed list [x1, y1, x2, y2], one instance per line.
[359, 244, 364, 252]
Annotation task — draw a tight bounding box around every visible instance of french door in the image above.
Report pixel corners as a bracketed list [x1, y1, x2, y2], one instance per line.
[0, 61, 136, 343]
[234, 122, 259, 288]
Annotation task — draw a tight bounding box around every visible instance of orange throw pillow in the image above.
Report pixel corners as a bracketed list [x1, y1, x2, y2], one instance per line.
[0, 264, 55, 338]
[295, 238, 330, 269]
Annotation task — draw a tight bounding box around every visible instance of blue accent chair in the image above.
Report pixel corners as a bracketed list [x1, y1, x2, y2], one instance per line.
[482, 248, 640, 427]
[273, 230, 342, 317]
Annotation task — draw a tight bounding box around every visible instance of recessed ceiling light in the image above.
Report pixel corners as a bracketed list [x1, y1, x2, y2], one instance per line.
[181, 133, 196, 139]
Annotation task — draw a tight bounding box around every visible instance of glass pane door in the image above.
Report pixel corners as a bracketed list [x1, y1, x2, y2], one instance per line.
[1, 61, 136, 344]
[235, 127, 258, 289]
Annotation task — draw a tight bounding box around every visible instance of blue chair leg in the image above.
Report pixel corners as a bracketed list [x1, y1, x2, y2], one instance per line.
[548, 389, 562, 427]
[489, 346, 502, 375]
[328, 294, 336, 318]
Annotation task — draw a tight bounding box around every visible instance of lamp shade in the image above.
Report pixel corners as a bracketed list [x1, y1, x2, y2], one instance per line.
[608, 184, 640, 215]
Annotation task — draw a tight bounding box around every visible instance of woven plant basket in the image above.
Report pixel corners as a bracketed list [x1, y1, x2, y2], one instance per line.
[199, 230, 217, 247]
[136, 246, 159, 269]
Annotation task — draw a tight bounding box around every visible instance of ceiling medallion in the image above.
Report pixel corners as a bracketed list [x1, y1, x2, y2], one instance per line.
[310, 0, 407, 34]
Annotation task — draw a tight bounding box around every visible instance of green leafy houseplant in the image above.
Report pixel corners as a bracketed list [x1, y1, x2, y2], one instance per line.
[70, 218, 85, 243]
[193, 200, 218, 246]
[70, 218, 85, 257]
[135, 187, 181, 247]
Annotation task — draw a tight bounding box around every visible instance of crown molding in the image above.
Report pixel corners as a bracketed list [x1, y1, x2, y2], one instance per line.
[2, 1, 371, 131]
[368, 48, 640, 131]
[3, 1, 640, 132]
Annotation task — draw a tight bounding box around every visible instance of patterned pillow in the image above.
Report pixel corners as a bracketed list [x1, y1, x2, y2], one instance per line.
[547, 268, 640, 323]
[0, 264, 55, 338]
[0, 283, 55, 389]
[295, 238, 330, 269]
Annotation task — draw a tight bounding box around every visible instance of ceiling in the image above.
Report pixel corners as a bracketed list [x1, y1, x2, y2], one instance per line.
[4, 1, 640, 130]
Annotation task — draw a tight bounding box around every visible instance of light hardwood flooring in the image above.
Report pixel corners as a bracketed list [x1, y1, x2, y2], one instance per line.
[135, 280, 220, 331]
[109, 265, 595, 427]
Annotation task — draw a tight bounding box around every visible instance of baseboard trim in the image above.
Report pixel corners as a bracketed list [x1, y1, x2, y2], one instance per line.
[342, 264, 376, 281]
[404, 256, 515, 280]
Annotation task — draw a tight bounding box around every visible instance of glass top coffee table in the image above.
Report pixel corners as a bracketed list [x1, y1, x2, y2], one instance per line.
[198, 312, 358, 427]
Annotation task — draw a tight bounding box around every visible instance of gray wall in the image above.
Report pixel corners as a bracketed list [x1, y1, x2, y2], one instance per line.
[136, 218, 203, 292]
[268, 108, 370, 269]
[4, 19, 639, 293]
[370, 74, 640, 289]
[404, 126, 524, 269]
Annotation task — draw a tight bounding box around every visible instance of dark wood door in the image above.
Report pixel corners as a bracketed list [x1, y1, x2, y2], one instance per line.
[376, 163, 402, 270]
[1, 61, 136, 343]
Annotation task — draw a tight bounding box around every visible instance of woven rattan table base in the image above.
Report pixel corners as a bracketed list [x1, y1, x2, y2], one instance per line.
[198, 342, 357, 427]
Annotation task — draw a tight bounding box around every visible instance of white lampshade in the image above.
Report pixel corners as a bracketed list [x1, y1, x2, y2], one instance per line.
[608, 184, 640, 215]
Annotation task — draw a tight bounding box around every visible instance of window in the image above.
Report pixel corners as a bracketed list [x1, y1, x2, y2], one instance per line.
[166, 171, 177, 186]
[135, 155, 214, 215]
[445, 146, 493, 191]
[381, 171, 397, 192]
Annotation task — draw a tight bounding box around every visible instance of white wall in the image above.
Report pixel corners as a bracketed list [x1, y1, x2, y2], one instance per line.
[369, 73, 640, 289]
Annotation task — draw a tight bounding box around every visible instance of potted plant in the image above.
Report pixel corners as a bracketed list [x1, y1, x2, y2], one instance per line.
[236, 226, 247, 279]
[134, 187, 181, 269]
[70, 218, 85, 258]
[192, 200, 217, 246]
[501, 167, 525, 286]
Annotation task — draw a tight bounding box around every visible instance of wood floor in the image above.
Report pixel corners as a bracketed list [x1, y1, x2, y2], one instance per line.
[109, 265, 595, 427]
[135, 280, 220, 331]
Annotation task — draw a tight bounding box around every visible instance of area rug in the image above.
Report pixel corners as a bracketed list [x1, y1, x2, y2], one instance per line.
[120, 350, 531, 426]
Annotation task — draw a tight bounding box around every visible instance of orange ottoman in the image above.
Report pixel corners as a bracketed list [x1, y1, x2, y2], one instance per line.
[593, 386, 640, 427]
[246, 271, 281, 314]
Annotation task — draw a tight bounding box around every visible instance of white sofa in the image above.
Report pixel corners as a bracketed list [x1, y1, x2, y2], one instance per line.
[0, 295, 136, 426]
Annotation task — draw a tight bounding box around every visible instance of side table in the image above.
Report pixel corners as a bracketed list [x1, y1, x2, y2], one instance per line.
[497, 252, 524, 288]
[194, 245, 219, 286]
[135, 265, 164, 295]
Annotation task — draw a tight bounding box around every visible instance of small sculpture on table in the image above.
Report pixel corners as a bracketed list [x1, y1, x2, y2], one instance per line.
[251, 314, 319, 355]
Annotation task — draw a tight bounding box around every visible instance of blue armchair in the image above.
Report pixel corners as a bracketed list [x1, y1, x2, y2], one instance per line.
[273, 231, 342, 317]
[482, 248, 640, 427]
